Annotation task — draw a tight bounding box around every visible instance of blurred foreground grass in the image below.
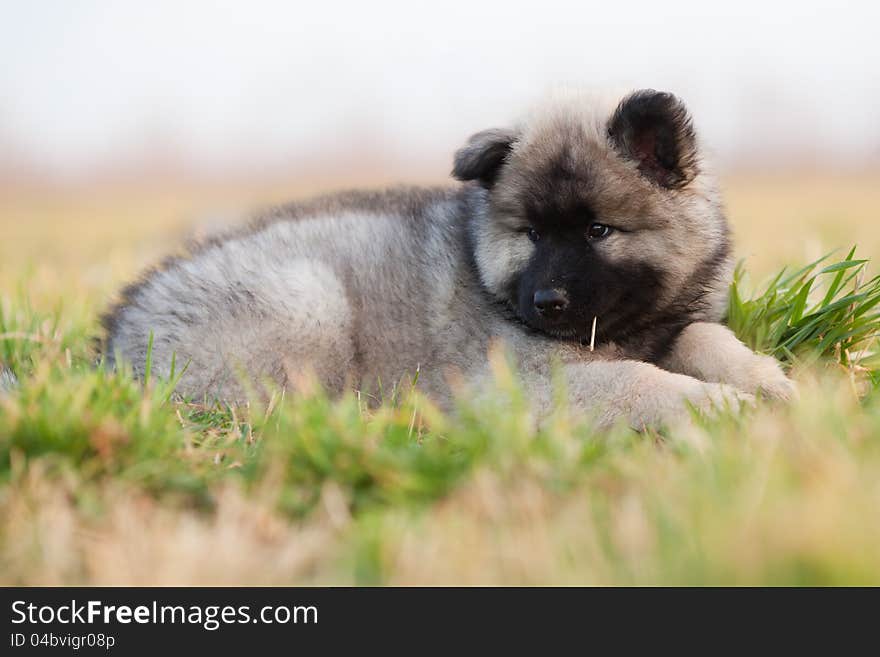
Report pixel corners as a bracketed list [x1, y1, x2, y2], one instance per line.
[1, 171, 880, 585]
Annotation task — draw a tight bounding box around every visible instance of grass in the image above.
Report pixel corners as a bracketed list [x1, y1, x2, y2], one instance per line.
[2, 179, 880, 585]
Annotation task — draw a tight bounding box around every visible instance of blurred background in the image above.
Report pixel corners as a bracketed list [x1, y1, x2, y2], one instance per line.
[2, 0, 879, 281]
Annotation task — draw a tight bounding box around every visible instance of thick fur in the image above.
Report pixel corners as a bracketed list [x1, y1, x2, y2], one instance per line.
[103, 89, 794, 428]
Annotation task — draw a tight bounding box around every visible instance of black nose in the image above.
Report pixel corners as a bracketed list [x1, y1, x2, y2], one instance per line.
[533, 288, 569, 317]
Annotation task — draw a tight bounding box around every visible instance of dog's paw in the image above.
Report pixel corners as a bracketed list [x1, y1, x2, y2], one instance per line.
[690, 381, 756, 415]
[662, 323, 796, 405]
[738, 353, 797, 402]
[629, 379, 755, 430]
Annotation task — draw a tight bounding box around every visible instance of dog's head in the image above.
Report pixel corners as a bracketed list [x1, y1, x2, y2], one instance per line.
[454, 89, 732, 353]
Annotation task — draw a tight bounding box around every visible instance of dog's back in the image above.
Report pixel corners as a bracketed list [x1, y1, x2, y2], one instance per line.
[103, 186, 488, 401]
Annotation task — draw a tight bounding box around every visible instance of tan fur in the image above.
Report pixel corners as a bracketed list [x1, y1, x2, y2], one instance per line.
[661, 323, 796, 401]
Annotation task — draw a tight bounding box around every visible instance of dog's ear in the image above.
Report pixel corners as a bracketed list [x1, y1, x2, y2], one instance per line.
[608, 90, 699, 189]
[452, 128, 518, 188]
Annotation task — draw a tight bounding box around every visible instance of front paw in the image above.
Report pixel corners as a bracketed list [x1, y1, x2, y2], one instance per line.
[630, 379, 755, 430]
[687, 381, 756, 416]
[742, 353, 797, 402]
[663, 323, 796, 404]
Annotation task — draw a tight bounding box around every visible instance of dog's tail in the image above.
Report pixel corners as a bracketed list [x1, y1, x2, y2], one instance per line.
[0, 366, 18, 396]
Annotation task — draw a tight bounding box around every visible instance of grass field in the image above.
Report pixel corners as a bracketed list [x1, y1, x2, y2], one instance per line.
[2, 170, 880, 585]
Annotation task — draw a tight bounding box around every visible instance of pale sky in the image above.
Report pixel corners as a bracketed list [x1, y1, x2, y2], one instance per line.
[1, 0, 878, 177]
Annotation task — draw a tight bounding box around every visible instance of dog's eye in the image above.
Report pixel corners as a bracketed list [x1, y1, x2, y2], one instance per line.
[587, 223, 613, 240]
[525, 227, 540, 243]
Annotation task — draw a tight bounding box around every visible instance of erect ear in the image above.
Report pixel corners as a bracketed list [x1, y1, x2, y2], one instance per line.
[452, 127, 518, 188]
[607, 90, 699, 189]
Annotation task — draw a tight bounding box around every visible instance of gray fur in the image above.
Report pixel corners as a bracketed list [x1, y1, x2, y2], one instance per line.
[103, 89, 794, 428]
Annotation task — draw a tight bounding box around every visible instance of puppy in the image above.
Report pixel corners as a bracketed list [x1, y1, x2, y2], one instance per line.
[103, 89, 794, 428]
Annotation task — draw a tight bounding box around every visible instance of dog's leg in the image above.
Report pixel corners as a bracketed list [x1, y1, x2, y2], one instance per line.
[547, 358, 755, 429]
[485, 332, 756, 429]
[660, 322, 795, 401]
